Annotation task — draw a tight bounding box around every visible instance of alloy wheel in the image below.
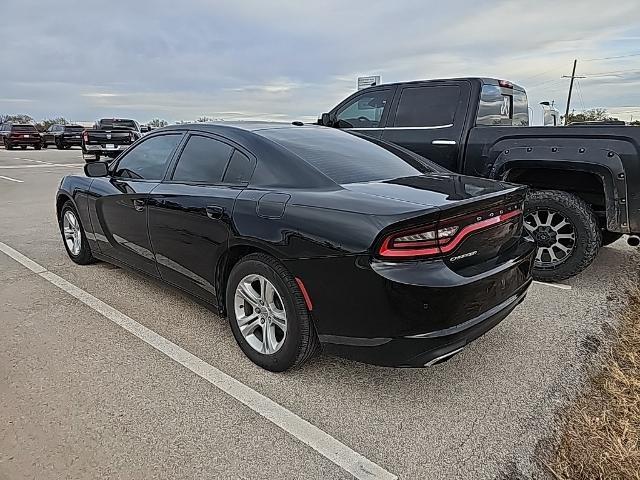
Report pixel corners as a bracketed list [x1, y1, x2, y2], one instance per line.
[62, 210, 82, 256]
[234, 274, 287, 355]
[524, 209, 576, 268]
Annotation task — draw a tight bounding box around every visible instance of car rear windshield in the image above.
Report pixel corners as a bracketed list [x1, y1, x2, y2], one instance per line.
[259, 127, 431, 184]
[12, 125, 38, 132]
[98, 119, 137, 130]
[65, 125, 85, 132]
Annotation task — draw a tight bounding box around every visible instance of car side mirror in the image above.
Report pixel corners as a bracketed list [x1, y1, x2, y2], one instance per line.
[84, 161, 109, 177]
[320, 113, 333, 127]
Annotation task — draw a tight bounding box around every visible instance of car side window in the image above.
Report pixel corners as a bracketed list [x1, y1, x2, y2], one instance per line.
[171, 135, 233, 184]
[223, 149, 253, 184]
[393, 85, 460, 127]
[335, 90, 391, 128]
[113, 134, 182, 180]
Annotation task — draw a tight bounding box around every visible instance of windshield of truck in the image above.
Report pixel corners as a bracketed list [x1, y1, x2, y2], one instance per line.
[476, 85, 529, 126]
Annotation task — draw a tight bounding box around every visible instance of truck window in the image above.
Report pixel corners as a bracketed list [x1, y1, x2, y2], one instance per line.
[393, 85, 460, 128]
[335, 90, 391, 128]
[477, 85, 529, 126]
[513, 91, 529, 126]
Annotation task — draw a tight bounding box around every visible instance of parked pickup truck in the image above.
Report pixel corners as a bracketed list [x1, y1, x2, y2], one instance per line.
[82, 118, 142, 161]
[319, 78, 640, 281]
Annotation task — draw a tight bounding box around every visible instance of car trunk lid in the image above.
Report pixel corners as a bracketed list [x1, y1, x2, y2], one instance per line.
[344, 174, 527, 269]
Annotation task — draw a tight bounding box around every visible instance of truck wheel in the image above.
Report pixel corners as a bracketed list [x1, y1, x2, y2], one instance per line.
[524, 190, 601, 282]
[5, 141, 13, 150]
[55, 138, 64, 150]
[601, 231, 623, 247]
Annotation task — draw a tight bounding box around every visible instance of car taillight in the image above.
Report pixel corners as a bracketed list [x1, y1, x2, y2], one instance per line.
[130, 132, 135, 141]
[83, 131, 89, 142]
[378, 206, 522, 259]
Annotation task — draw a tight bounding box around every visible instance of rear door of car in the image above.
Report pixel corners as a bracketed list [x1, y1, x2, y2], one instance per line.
[381, 80, 471, 171]
[329, 86, 396, 140]
[147, 132, 255, 304]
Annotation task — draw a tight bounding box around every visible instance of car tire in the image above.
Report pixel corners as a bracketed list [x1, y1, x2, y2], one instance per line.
[58, 201, 96, 265]
[42, 142, 48, 149]
[5, 142, 13, 150]
[34, 144, 41, 150]
[226, 253, 320, 372]
[524, 190, 601, 282]
[55, 138, 64, 150]
[601, 231, 623, 247]
[20, 145, 27, 150]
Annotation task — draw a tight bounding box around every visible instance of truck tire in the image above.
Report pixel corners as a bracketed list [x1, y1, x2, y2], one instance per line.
[601, 231, 623, 246]
[524, 190, 601, 282]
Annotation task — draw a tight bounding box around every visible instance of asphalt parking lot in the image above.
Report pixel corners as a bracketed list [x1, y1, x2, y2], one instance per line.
[1, 147, 638, 480]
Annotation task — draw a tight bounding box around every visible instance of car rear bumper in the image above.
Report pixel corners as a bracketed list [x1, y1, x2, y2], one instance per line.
[321, 279, 530, 367]
[285, 237, 535, 367]
[83, 144, 130, 153]
[60, 137, 83, 146]
[6, 138, 41, 145]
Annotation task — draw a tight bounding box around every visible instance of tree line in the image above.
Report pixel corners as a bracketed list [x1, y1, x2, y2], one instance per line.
[563, 108, 640, 126]
[0, 114, 170, 131]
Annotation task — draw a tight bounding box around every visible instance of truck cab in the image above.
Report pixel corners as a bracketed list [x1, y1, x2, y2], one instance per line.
[320, 78, 526, 171]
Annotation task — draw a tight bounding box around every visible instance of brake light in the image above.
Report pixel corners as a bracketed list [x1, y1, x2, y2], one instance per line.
[83, 131, 89, 142]
[378, 207, 522, 259]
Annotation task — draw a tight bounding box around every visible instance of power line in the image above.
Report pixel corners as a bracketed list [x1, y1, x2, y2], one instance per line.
[526, 77, 565, 89]
[575, 79, 586, 111]
[583, 52, 640, 61]
[581, 68, 640, 78]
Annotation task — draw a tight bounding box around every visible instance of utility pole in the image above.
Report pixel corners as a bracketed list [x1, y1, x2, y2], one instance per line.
[562, 59, 586, 124]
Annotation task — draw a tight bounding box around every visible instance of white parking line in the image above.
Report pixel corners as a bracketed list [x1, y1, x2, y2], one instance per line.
[0, 175, 24, 183]
[533, 280, 572, 290]
[0, 241, 396, 480]
[0, 164, 84, 169]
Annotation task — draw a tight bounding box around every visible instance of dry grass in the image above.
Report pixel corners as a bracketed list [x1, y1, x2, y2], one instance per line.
[548, 286, 640, 480]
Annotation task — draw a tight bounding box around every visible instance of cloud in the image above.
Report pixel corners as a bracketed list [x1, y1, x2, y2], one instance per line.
[0, 0, 639, 123]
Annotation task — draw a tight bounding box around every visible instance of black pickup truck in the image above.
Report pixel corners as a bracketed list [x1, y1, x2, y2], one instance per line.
[82, 118, 142, 162]
[320, 78, 640, 281]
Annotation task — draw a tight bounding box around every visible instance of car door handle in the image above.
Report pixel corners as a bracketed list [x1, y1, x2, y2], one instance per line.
[133, 199, 145, 212]
[431, 139, 457, 145]
[205, 205, 224, 219]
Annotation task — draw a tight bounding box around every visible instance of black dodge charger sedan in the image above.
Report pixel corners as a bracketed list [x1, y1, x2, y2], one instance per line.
[55, 123, 535, 371]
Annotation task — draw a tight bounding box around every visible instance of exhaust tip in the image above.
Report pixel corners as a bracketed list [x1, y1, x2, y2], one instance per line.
[424, 346, 465, 367]
[627, 235, 640, 247]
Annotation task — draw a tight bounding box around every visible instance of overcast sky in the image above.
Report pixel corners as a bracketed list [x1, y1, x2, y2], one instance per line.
[1, 0, 639, 124]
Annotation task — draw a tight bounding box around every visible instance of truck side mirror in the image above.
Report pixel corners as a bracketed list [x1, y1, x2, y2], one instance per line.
[84, 161, 109, 177]
[320, 113, 333, 127]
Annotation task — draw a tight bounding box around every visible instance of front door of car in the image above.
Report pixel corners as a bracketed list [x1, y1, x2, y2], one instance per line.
[329, 87, 394, 140]
[381, 82, 470, 171]
[147, 133, 255, 304]
[88, 133, 184, 276]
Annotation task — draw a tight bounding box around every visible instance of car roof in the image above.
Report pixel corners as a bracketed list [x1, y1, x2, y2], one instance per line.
[162, 121, 303, 132]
